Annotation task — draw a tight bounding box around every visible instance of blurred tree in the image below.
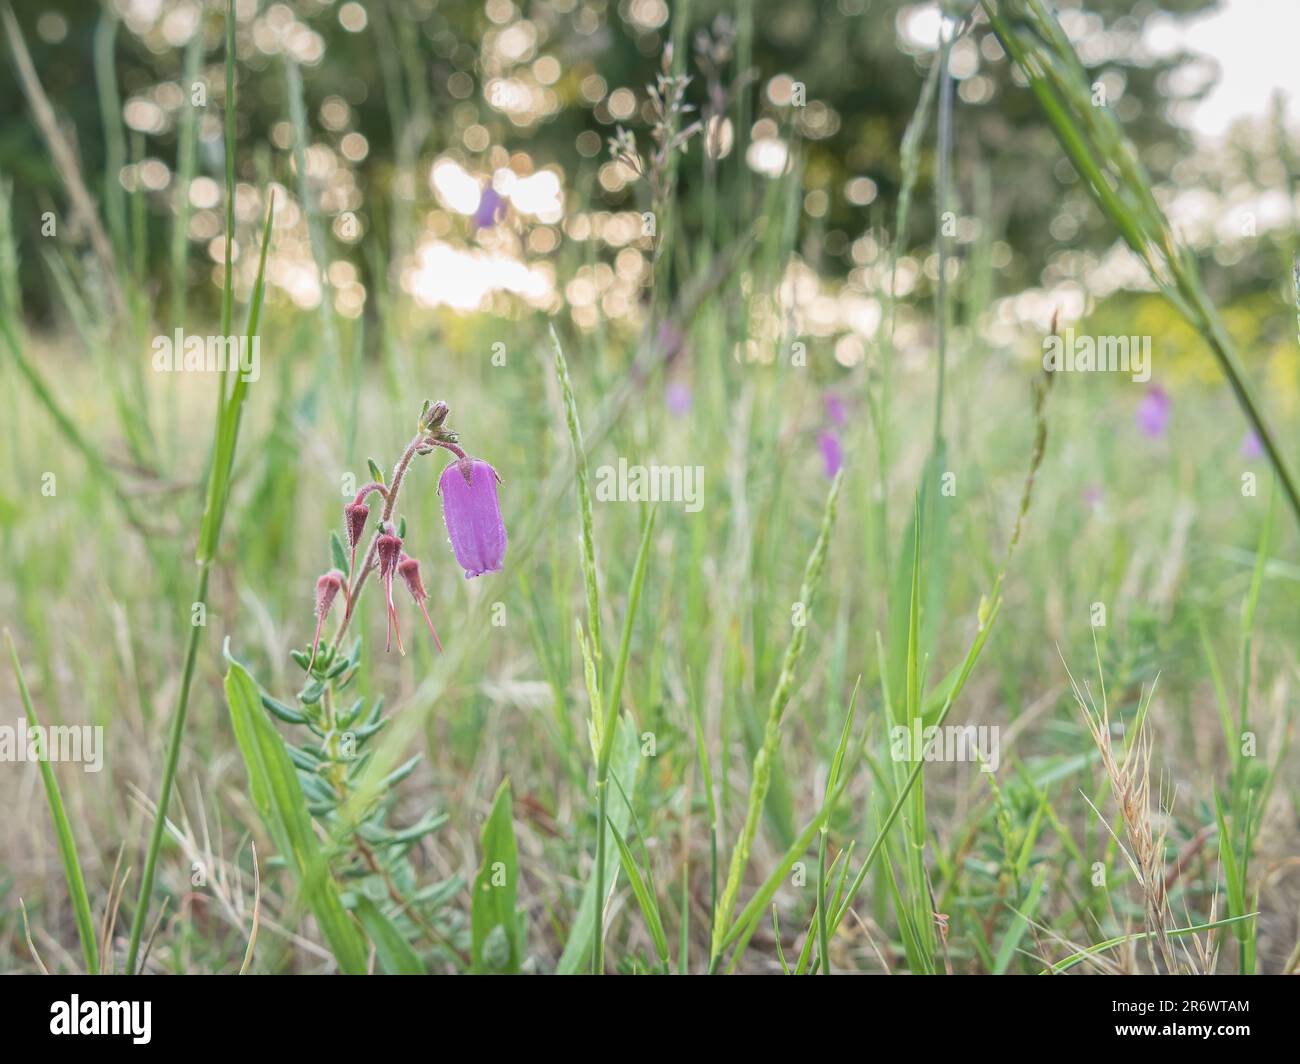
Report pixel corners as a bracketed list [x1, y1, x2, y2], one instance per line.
[0, 0, 1242, 321]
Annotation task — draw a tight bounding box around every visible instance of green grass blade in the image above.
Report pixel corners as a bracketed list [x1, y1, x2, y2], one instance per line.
[831, 597, 1003, 936]
[223, 660, 369, 973]
[471, 779, 522, 974]
[124, 0, 270, 973]
[6, 630, 99, 974]
[716, 775, 846, 959]
[710, 470, 842, 968]
[993, 865, 1048, 974]
[169, 27, 203, 321]
[551, 323, 603, 672]
[609, 822, 670, 966]
[1214, 791, 1253, 974]
[817, 680, 859, 974]
[1042, 913, 1257, 975]
[599, 505, 656, 765]
[93, 10, 127, 264]
[557, 717, 641, 973]
[354, 896, 426, 975]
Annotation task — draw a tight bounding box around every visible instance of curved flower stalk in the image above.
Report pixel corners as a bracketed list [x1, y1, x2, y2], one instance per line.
[317, 399, 508, 656]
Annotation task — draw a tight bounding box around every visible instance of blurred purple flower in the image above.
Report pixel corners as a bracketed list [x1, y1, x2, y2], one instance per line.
[1241, 430, 1263, 459]
[439, 458, 508, 577]
[824, 393, 848, 427]
[666, 381, 692, 416]
[1135, 386, 1171, 438]
[818, 430, 843, 479]
[474, 186, 506, 229]
[1082, 484, 1104, 512]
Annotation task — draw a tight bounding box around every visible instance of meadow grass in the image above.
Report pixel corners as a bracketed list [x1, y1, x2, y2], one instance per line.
[0, 1, 1297, 976]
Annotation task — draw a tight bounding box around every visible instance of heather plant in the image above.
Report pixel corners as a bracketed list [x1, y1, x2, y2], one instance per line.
[224, 398, 508, 973]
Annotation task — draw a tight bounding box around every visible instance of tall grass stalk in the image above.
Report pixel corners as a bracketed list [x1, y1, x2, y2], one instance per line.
[590, 507, 656, 971]
[93, 10, 127, 267]
[931, 23, 956, 448]
[552, 324, 650, 975]
[872, 57, 939, 580]
[709, 470, 842, 972]
[170, 28, 203, 322]
[124, 0, 275, 974]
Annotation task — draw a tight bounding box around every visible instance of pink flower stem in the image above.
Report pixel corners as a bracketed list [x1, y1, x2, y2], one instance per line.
[352, 481, 389, 507]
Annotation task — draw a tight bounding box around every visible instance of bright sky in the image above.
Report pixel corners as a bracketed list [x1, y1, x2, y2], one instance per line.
[1143, 0, 1299, 138]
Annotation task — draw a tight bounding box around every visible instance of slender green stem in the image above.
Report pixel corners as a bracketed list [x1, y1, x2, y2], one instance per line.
[125, 1, 262, 973]
[590, 507, 657, 973]
[709, 472, 841, 968]
[932, 28, 954, 449]
[816, 824, 829, 974]
[124, 564, 209, 973]
[593, 778, 609, 974]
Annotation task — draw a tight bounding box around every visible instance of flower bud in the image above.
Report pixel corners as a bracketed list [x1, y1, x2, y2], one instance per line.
[377, 529, 403, 577]
[308, 570, 345, 673]
[422, 400, 450, 431]
[344, 500, 370, 580]
[345, 501, 369, 550]
[398, 555, 442, 652]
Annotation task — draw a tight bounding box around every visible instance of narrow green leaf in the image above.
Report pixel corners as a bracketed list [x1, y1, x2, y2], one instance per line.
[471, 778, 521, 974]
[224, 660, 369, 973]
[6, 631, 99, 974]
[557, 717, 641, 973]
[330, 531, 349, 574]
[993, 865, 1048, 974]
[1042, 913, 1258, 975]
[609, 823, 669, 965]
[354, 896, 426, 975]
[711, 471, 842, 966]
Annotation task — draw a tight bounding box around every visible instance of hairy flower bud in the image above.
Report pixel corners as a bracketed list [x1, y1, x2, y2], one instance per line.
[398, 555, 442, 652]
[345, 501, 369, 549]
[308, 570, 345, 673]
[422, 400, 450, 431]
[344, 500, 369, 582]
